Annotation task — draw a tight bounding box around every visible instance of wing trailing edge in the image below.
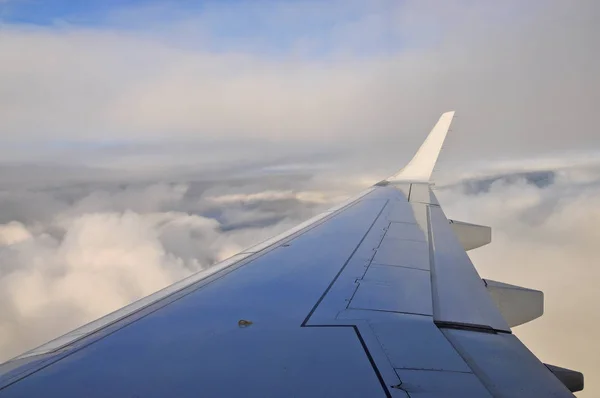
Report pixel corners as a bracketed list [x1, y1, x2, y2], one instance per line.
[388, 111, 455, 183]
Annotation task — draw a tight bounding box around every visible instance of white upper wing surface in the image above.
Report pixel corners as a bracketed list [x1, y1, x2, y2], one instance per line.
[0, 113, 581, 397]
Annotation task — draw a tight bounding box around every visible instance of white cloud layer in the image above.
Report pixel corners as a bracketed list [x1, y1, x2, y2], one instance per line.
[437, 165, 600, 397]
[0, 0, 598, 164]
[0, 174, 349, 361]
[0, 162, 598, 397]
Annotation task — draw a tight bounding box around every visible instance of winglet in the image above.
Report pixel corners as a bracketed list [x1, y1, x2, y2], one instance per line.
[388, 111, 455, 183]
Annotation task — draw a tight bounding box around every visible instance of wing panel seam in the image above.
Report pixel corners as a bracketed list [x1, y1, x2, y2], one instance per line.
[301, 200, 390, 327]
[303, 324, 393, 398]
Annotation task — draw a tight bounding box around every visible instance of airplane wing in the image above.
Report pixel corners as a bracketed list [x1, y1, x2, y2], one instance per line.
[0, 112, 583, 397]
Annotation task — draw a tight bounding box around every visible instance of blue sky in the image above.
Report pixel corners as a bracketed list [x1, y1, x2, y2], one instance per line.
[2, 0, 192, 25]
[0, 0, 420, 56]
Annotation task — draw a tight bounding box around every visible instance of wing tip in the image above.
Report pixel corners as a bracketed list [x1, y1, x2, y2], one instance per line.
[388, 111, 456, 183]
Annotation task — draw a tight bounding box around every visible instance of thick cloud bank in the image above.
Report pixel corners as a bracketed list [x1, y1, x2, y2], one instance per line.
[0, 0, 598, 163]
[437, 164, 600, 397]
[1, 161, 599, 398]
[0, 172, 350, 361]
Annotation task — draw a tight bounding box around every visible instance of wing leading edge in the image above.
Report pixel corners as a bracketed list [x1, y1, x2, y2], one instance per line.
[0, 112, 582, 397]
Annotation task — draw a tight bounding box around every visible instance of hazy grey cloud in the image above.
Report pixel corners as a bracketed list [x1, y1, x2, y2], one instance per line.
[437, 163, 600, 397]
[0, 167, 354, 361]
[0, 0, 598, 164]
[0, 157, 599, 397]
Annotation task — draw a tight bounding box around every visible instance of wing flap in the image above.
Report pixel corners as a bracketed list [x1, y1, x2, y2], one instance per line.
[429, 204, 510, 331]
[442, 329, 574, 397]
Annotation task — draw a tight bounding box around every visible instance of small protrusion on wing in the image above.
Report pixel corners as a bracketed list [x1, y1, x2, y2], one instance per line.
[483, 279, 544, 327]
[449, 219, 492, 251]
[545, 364, 584, 393]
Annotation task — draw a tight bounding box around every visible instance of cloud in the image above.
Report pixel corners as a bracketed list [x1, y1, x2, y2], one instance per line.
[0, 222, 32, 246]
[0, 0, 598, 164]
[0, 156, 598, 396]
[437, 163, 600, 397]
[0, 170, 350, 361]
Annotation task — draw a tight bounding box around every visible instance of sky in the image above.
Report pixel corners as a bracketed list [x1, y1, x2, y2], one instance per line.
[0, 0, 599, 396]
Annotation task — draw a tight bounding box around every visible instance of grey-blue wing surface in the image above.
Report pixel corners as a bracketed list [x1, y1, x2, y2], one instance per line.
[0, 113, 582, 397]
